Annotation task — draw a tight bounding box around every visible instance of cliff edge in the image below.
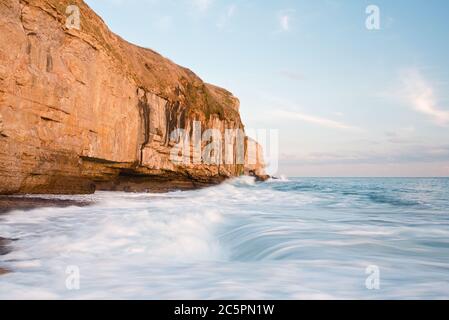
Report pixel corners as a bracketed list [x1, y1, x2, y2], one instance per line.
[0, 0, 266, 194]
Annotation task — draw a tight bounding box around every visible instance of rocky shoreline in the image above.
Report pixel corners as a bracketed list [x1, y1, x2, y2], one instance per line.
[0, 268, 9, 275]
[0, 196, 92, 214]
[0, 237, 13, 275]
[0, 237, 14, 255]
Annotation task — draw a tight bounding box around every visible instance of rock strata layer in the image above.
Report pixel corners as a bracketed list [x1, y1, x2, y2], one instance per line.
[0, 0, 266, 194]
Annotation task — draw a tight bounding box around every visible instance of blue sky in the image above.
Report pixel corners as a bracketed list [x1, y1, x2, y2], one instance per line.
[85, 0, 449, 177]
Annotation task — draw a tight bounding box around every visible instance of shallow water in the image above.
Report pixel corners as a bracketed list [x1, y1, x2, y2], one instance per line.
[0, 177, 448, 299]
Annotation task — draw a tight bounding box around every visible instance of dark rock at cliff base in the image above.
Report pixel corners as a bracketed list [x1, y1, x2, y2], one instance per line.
[248, 170, 270, 182]
[0, 196, 91, 214]
[0, 268, 10, 276]
[0, 237, 14, 256]
[0, 0, 266, 195]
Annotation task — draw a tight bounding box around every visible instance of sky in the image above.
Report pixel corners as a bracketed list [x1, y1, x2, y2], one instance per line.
[85, 0, 449, 177]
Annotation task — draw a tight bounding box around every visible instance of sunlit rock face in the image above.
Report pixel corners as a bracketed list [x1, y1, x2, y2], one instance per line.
[0, 0, 266, 194]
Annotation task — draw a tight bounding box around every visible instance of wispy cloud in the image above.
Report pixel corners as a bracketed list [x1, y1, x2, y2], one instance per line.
[385, 126, 416, 144]
[278, 10, 295, 32]
[258, 94, 359, 130]
[191, 0, 213, 12]
[280, 15, 290, 31]
[280, 143, 449, 165]
[278, 70, 303, 81]
[276, 110, 360, 131]
[217, 4, 236, 29]
[401, 69, 449, 126]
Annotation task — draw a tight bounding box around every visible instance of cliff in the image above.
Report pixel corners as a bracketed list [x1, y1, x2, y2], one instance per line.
[0, 0, 266, 194]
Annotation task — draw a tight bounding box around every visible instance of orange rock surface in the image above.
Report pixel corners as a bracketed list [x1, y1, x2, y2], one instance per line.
[0, 0, 266, 194]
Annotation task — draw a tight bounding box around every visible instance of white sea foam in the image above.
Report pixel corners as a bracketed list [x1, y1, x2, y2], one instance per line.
[1, 177, 449, 299]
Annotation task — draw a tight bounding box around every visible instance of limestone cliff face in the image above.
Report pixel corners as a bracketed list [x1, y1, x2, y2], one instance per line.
[0, 0, 266, 194]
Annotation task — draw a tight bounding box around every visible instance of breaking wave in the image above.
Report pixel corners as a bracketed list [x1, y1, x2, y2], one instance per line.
[1, 177, 449, 299]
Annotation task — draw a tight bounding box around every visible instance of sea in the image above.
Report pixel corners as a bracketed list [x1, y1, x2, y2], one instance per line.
[0, 177, 448, 299]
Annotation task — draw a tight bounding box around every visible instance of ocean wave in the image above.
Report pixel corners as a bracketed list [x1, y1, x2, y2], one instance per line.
[366, 193, 423, 207]
[1, 178, 449, 299]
